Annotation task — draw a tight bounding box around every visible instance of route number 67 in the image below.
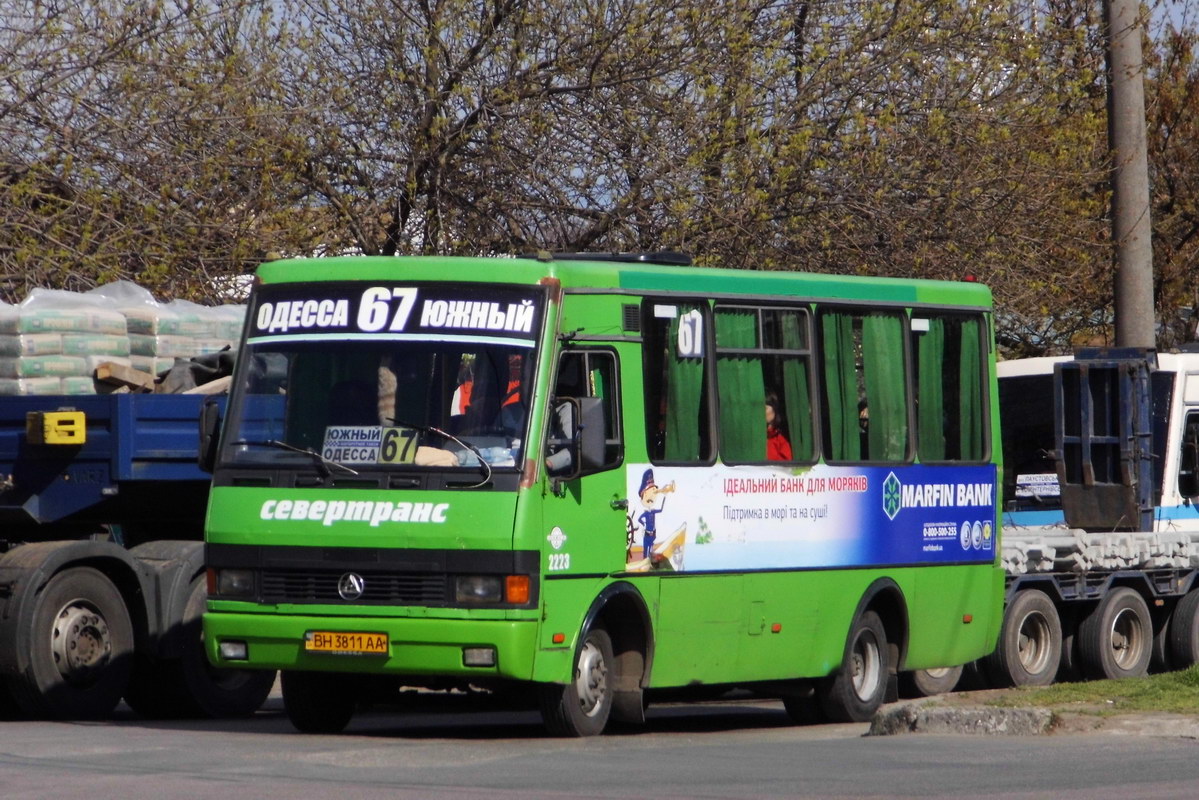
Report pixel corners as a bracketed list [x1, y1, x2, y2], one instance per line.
[357, 287, 418, 332]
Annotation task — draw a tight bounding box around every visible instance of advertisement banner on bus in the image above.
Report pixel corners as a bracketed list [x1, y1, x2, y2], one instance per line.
[622, 463, 997, 572]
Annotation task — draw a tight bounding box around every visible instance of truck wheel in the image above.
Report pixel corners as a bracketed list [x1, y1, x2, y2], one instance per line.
[538, 626, 614, 736]
[1169, 589, 1199, 668]
[818, 610, 888, 722]
[985, 589, 1061, 687]
[281, 671, 356, 734]
[1056, 609, 1081, 681]
[1078, 587, 1152, 680]
[0, 679, 25, 720]
[10, 567, 134, 719]
[125, 577, 275, 718]
[899, 665, 964, 698]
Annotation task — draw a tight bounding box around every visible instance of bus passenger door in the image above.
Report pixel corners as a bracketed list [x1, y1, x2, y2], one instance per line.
[542, 348, 629, 579]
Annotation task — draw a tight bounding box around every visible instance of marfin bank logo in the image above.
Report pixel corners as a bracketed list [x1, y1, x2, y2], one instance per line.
[882, 472, 902, 521]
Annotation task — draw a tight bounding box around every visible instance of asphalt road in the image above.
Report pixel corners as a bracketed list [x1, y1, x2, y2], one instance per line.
[3, 692, 1199, 800]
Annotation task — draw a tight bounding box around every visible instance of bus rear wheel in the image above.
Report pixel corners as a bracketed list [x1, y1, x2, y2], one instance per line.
[819, 610, 888, 723]
[539, 626, 614, 737]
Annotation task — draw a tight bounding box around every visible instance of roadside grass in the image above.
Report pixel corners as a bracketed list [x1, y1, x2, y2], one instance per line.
[983, 665, 1199, 715]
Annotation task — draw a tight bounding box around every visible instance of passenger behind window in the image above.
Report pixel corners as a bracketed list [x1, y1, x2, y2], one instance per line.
[766, 390, 792, 461]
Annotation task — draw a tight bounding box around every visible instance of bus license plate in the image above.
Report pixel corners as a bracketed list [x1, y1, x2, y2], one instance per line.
[304, 631, 389, 655]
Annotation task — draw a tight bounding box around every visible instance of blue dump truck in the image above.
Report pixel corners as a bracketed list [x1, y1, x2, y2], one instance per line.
[0, 392, 274, 719]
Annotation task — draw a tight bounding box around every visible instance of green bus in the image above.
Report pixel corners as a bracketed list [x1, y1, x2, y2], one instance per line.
[202, 252, 1003, 735]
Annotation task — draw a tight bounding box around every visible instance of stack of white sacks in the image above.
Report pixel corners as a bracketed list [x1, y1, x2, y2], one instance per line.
[0, 281, 246, 395]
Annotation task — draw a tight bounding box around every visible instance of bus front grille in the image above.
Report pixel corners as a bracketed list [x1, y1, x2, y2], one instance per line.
[260, 569, 448, 605]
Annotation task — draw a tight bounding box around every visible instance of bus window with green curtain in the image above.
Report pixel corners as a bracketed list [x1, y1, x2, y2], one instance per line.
[913, 314, 986, 462]
[715, 307, 765, 462]
[714, 305, 814, 464]
[643, 301, 712, 463]
[820, 309, 909, 463]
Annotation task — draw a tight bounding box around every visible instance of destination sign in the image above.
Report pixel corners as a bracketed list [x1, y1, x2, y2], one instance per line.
[248, 282, 544, 342]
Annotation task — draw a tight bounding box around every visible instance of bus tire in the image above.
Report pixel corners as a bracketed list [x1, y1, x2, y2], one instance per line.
[1078, 587, 1152, 680]
[125, 577, 275, 718]
[9, 567, 134, 719]
[985, 589, 1061, 688]
[1169, 589, 1199, 668]
[281, 671, 356, 734]
[819, 610, 888, 722]
[539, 626, 614, 737]
[899, 665, 964, 698]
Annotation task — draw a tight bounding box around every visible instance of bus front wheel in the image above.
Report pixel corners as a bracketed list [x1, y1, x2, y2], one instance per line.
[819, 610, 889, 723]
[281, 671, 356, 734]
[539, 626, 614, 737]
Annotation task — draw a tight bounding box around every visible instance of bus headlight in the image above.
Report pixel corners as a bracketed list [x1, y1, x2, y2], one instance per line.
[455, 575, 502, 604]
[213, 568, 256, 598]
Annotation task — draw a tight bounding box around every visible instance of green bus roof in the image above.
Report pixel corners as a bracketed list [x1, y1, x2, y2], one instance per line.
[256, 255, 992, 308]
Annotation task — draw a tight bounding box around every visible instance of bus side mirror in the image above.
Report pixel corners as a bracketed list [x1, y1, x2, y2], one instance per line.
[576, 396, 606, 473]
[199, 399, 222, 473]
[545, 397, 606, 480]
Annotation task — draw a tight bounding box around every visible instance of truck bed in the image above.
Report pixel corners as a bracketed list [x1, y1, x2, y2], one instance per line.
[0, 393, 217, 538]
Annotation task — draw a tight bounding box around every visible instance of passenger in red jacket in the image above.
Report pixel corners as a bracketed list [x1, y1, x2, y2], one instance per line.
[765, 392, 792, 461]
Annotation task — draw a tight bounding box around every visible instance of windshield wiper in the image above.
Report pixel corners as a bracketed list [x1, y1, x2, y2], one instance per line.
[231, 439, 359, 477]
[390, 420, 493, 489]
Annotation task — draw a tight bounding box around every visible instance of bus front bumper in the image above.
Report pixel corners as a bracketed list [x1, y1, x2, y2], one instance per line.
[203, 611, 540, 680]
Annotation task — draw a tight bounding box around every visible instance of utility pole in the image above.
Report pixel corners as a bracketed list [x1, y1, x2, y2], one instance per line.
[1106, 0, 1155, 348]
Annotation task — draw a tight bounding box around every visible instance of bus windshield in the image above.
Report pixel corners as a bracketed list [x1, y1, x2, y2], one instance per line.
[219, 281, 544, 476]
[223, 340, 533, 473]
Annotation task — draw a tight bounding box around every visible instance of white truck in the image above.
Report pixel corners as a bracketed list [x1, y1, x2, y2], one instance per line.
[983, 347, 1199, 687]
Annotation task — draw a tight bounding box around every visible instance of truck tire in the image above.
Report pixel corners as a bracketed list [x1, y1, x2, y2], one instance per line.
[9, 567, 134, 719]
[899, 665, 964, 698]
[1169, 589, 1199, 668]
[124, 576, 275, 718]
[281, 671, 356, 734]
[1057, 609, 1081, 682]
[985, 589, 1061, 687]
[539, 626, 615, 737]
[0, 679, 24, 720]
[819, 610, 889, 722]
[1078, 587, 1152, 680]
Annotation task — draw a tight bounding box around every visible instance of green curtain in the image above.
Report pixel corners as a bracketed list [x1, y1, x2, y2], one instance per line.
[862, 313, 907, 461]
[665, 306, 706, 461]
[822, 313, 859, 461]
[958, 317, 983, 460]
[716, 309, 765, 461]
[780, 312, 813, 461]
[917, 317, 946, 461]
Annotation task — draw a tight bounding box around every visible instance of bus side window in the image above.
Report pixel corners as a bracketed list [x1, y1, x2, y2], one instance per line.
[911, 314, 987, 463]
[818, 309, 909, 463]
[556, 349, 623, 470]
[643, 301, 712, 463]
[714, 305, 814, 464]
